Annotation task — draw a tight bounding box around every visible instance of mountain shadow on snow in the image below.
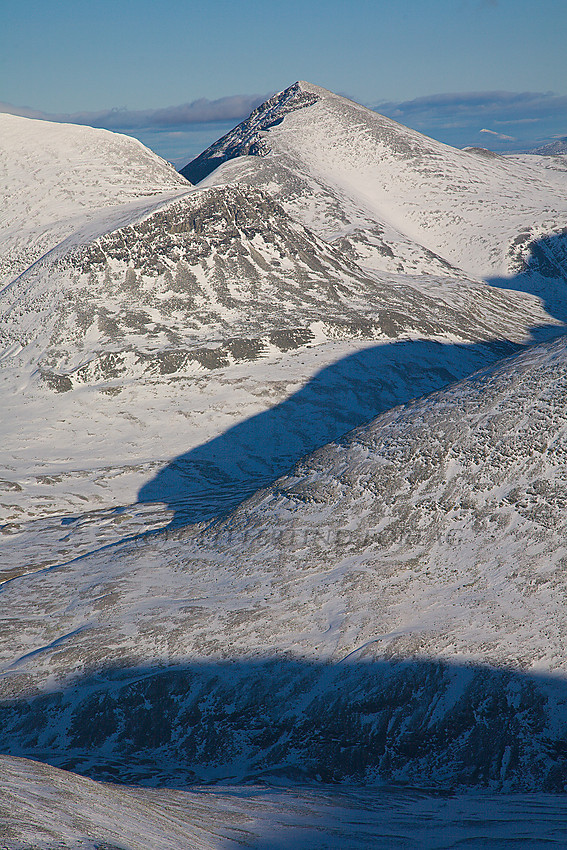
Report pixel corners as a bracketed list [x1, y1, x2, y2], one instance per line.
[2, 656, 567, 792]
[138, 232, 567, 528]
[488, 229, 567, 322]
[137, 337, 522, 527]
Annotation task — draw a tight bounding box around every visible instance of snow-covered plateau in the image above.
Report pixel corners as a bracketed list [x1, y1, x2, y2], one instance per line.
[2, 81, 567, 847]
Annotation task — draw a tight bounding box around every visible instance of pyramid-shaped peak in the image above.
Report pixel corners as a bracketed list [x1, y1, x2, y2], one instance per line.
[180, 81, 322, 183]
[180, 75, 436, 186]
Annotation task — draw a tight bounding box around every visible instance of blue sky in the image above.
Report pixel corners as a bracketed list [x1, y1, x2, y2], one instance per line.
[2, 0, 567, 162]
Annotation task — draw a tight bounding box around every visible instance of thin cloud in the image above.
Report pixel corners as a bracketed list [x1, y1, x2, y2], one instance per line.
[0, 94, 269, 130]
[372, 90, 567, 150]
[0, 101, 47, 119]
[480, 128, 515, 140]
[374, 90, 567, 123]
[494, 118, 540, 125]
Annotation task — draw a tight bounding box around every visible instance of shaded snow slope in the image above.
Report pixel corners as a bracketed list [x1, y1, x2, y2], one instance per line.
[0, 113, 189, 285]
[5, 757, 567, 850]
[187, 82, 567, 278]
[3, 338, 567, 789]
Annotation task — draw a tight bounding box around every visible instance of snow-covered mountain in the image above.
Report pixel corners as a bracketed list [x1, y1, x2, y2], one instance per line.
[183, 81, 567, 279]
[3, 106, 562, 540]
[0, 113, 190, 286]
[3, 83, 567, 842]
[3, 178, 543, 534]
[530, 137, 567, 156]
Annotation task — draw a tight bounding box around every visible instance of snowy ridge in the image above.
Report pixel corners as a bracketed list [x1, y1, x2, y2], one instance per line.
[530, 138, 567, 156]
[2, 184, 551, 381]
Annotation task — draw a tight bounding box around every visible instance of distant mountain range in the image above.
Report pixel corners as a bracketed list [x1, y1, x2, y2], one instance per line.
[2, 81, 567, 845]
[530, 136, 567, 155]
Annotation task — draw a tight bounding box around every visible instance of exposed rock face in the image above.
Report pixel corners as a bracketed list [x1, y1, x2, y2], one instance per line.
[180, 81, 320, 183]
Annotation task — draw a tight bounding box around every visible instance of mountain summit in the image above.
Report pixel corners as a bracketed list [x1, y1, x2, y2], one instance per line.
[180, 80, 321, 184]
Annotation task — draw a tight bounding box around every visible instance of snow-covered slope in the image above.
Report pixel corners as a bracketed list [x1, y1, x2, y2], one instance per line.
[0, 113, 189, 285]
[2, 158, 558, 534]
[184, 82, 567, 279]
[4, 755, 567, 850]
[3, 337, 567, 790]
